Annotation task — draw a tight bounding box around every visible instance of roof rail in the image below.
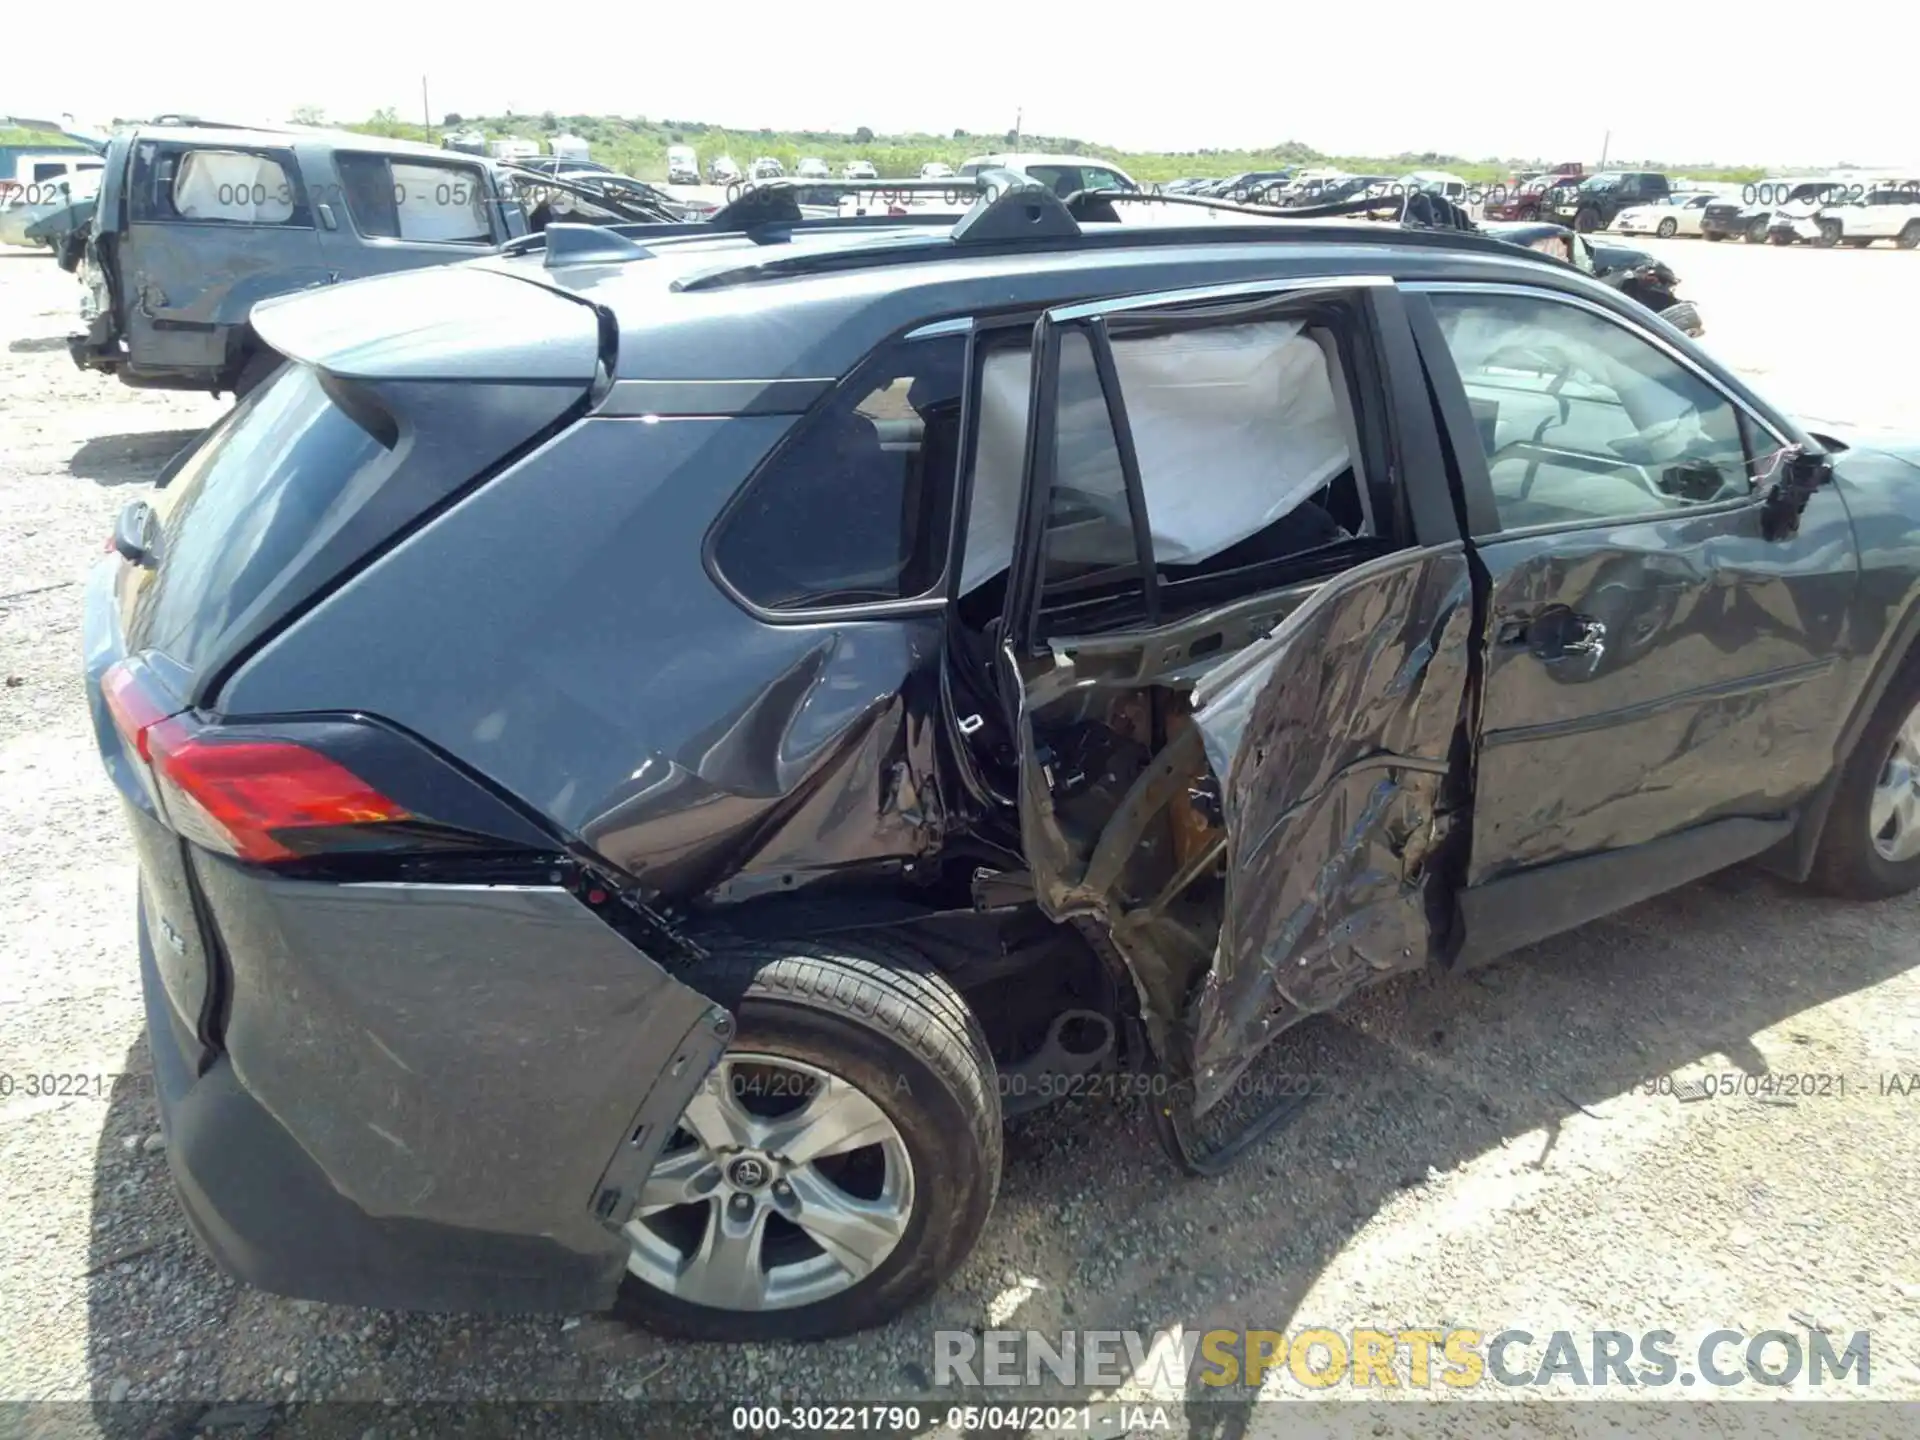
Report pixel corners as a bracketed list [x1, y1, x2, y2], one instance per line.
[669, 217, 1559, 294]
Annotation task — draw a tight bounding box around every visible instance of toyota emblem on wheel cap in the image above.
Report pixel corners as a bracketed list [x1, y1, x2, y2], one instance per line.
[728, 1156, 770, 1189]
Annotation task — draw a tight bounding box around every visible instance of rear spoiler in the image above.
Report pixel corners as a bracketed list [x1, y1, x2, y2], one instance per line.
[249, 265, 602, 384]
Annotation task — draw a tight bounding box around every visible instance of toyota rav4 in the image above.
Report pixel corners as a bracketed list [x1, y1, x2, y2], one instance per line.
[87, 178, 1920, 1342]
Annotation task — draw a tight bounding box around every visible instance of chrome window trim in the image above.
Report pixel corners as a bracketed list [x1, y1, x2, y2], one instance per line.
[1044, 273, 1394, 325]
[1402, 279, 1794, 451]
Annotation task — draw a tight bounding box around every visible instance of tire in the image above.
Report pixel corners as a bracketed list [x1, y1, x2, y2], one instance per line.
[230, 345, 284, 401]
[1748, 219, 1772, 244]
[1811, 219, 1841, 248]
[1898, 221, 1920, 250]
[1806, 656, 1920, 900]
[1656, 217, 1678, 238]
[613, 936, 1001, 1340]
[1574, 207, 1601, 233]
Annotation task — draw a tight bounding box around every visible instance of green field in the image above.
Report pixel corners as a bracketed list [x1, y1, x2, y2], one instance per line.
[3, 116, 1771, 187]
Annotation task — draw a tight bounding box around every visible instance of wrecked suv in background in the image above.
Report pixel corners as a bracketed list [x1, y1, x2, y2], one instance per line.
[67, 120, 527, 397]
[87, 178, 1920, 1342]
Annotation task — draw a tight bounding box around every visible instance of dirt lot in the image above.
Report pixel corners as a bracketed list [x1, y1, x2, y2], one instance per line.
[3, 236, 1919, 1435]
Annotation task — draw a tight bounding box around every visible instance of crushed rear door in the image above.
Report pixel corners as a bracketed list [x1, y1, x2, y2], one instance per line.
[1185, 545, 1475, 1112]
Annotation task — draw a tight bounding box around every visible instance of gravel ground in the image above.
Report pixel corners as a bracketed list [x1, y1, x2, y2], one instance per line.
[2, 237, 1919, 1439]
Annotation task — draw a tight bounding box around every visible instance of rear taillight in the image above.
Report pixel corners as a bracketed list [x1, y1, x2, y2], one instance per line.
[101, 659, 411, 864]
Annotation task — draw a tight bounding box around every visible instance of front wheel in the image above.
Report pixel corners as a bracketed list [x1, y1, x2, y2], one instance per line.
[1898, 221, 1920, 250]
[1574, 207, 1601, 233]
[1811, 219, 1842, 248]
[614, 938, 1002, 1340]
[1749, 219, 1774, 243]
[1807, 659, 1920, 900]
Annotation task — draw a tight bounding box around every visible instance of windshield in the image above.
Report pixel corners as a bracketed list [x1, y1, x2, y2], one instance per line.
[1580, 173, 1623, 191]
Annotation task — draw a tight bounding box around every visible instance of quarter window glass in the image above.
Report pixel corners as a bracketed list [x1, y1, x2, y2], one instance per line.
[1431, 292, 1757, 531]
[336, 155, 492, 242]
[172, 150, 296, 224]
[712, 334, 967, 611]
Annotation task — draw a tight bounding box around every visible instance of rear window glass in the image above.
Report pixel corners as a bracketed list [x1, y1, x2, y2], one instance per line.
[129, 366, 388, 671]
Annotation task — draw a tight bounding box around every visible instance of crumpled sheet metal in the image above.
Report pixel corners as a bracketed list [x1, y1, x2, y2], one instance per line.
[1186, 547, 1474, 1112]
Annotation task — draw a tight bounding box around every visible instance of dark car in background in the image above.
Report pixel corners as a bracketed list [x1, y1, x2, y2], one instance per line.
[1550, 170, 1672, 231]
[1701, 195, 1767, 243]
[86, 179, 1920, 1348]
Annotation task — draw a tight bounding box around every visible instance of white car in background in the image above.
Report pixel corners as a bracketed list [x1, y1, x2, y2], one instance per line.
[796, 157, 830, 180]
[0, 166, 101, 249]
[1797, 183, 1920, 248]
[956, 152, 1139, 196]
[919, 161, 956, 180]
[843, 159, 878, 180]
[1612, 192, 1716, 238]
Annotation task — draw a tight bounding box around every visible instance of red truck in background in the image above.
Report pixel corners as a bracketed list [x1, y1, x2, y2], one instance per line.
[1484, 162, 1586, 220]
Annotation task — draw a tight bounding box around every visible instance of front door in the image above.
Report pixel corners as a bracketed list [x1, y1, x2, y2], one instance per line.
[991, 276, 1476, 1113]
[118, 139, 325, 378]
[1403, 283, 1856, 951]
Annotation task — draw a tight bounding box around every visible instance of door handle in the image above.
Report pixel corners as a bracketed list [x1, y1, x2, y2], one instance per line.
[1502, 606, 1609, 670]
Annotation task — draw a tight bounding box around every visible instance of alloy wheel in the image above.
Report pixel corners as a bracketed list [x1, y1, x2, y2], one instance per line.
[1870, 699, 1920, 862]
[624, 1053, 915, 1311]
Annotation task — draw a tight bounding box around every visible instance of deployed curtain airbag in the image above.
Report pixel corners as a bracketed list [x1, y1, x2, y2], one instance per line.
[961, 321, 1351, 594]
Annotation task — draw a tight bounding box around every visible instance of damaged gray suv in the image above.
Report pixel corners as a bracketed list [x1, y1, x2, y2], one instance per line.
[86, 178, 1920, 1340]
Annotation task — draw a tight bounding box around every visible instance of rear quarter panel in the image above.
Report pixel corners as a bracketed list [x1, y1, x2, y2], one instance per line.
[217, 415, 948, 903]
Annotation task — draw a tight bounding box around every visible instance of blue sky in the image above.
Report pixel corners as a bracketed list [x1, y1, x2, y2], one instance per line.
[7, 0, 1916, 167]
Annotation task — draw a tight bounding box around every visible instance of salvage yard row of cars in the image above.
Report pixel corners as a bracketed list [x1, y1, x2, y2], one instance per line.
[13, 110, 1920, 1346]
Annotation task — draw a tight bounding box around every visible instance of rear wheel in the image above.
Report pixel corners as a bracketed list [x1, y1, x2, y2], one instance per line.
[1898, 221, 1920, 250]
[1807, 659, 1920, 900]
[613, 937, 1001, 1340]
[1656, 217, 1678, 238]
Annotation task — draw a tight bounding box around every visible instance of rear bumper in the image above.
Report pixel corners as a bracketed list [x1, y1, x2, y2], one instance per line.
[142, 908, 628, 1311]
[138, 871, 730, 1314]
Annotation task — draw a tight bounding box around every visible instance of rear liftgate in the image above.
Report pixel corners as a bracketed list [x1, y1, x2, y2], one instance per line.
[995, 283, 1476, 1174]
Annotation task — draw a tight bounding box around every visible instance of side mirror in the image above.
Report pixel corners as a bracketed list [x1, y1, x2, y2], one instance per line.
[1759, 446, 1832, 541]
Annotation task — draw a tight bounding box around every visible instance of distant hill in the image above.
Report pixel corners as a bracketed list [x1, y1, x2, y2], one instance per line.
[326, 110, 1771, 186]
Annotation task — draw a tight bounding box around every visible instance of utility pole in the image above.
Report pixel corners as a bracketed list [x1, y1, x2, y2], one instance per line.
[1014, 107, 1022, 148]
[1598, 129, 1610, 167]
[422, 76, 432, 141]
